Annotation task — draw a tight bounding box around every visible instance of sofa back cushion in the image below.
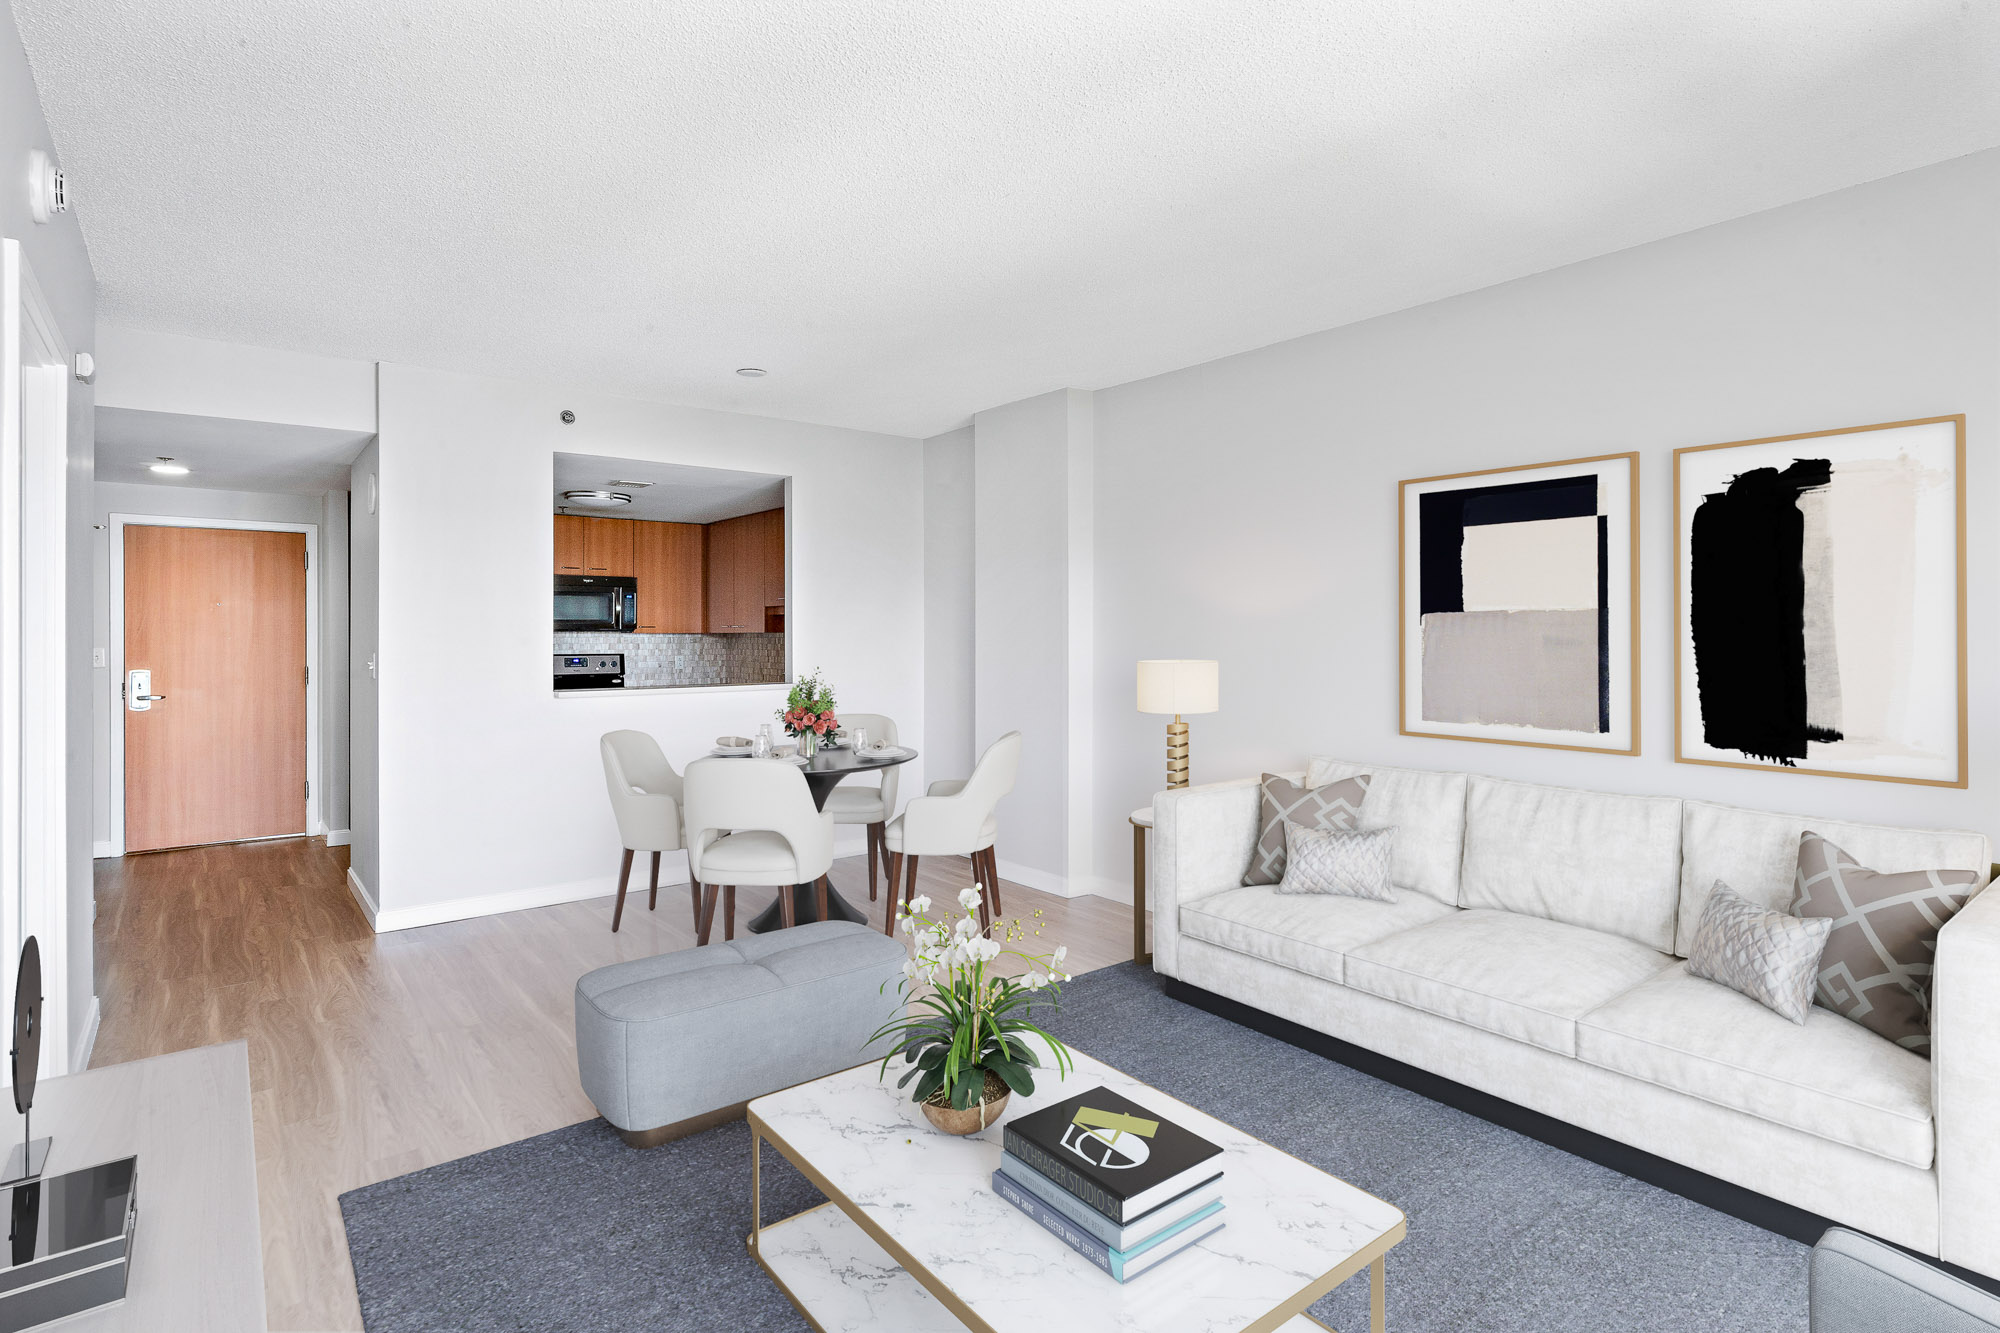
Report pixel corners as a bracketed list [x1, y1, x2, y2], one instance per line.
[1677, 801, 1991, 959]
[1306, 758, 1467, 905]
[1460, 776, 1682, 952]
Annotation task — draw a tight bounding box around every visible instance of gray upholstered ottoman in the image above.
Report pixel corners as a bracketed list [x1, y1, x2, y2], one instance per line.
[575, 920, 907, 1145]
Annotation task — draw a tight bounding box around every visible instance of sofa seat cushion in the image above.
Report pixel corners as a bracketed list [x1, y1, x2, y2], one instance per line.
[1345, 909, 1676, 1057]
[1578, 962, 1934, 1168]
[1180, 888, 1455, 985]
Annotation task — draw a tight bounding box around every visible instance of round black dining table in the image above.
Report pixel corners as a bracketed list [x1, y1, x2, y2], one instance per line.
[738, 743, 919, 933]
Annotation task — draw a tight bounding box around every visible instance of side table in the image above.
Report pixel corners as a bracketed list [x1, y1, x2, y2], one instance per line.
[1129, 806, 1154, 966]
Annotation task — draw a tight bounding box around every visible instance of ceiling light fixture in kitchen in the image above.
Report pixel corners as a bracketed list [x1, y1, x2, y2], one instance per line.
[561, 489, 632, 508]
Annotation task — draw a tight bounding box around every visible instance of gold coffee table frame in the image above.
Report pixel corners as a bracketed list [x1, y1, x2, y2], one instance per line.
[747, 1071, 1400, 1333]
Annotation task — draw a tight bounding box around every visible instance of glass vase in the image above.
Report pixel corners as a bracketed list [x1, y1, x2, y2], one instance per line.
[798, 730, 818, 759]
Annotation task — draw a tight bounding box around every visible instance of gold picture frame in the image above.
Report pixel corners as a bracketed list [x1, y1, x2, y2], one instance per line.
[1672, 415, 1967, 788]
[1398, 452, 1640, 755]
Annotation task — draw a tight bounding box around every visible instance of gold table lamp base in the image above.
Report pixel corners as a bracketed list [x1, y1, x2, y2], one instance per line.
[1166, 714, 1190, 789]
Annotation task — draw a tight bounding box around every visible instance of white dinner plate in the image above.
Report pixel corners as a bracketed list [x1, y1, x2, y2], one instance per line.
[712, 745, 752, 756]
[857, 746, 907, 761]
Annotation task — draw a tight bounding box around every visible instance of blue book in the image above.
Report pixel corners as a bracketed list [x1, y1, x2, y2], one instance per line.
[996, 1149, 1222, 1250]
[993, 1169, 1226, 1282]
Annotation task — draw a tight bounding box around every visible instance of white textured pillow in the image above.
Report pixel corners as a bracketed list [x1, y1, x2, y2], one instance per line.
[1277, 823, 1396, 901]
[1686, 880, 1832, 1024]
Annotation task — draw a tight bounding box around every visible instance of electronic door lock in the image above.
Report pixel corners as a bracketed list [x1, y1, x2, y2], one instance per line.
[126, 669, 164, 711]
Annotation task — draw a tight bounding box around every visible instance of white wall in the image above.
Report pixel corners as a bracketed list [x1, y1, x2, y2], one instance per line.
[90, 482, 349, 852]
[1088, 147, 2000, 888]
[923, 426, 975, 784]
[4, 5, 96, 1064]
[348, 439, 380, 903]
[94, 325, 376, 432]
[972, 389, 1099, 893]
[368, 364, 925, 930]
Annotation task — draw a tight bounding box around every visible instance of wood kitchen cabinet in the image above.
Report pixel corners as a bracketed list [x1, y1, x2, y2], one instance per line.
[553, 514, 586, 573]
[633, 521, 705, 633]
[705, 508, 785, 632]
[553, 515, 635, 577]
[584, 517, 634, 576]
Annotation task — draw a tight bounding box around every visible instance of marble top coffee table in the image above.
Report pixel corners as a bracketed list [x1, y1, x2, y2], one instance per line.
[747, 1045, 1405, 1333]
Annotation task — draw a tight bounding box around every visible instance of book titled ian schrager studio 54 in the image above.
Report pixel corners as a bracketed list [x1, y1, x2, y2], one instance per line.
[1001, 1087, 1224, 1224]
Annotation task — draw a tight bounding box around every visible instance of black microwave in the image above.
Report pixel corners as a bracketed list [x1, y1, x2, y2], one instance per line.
[554, 576, 639, 632]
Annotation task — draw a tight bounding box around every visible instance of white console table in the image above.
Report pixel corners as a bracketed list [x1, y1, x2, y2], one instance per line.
[29, 1041, 265, 1331]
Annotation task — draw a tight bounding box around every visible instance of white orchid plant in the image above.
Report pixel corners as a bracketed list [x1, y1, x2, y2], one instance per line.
[870, 884, 1075, 1113]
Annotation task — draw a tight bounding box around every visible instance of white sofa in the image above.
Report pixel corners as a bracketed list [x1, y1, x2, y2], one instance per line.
[1151, 757, 2000, 1276]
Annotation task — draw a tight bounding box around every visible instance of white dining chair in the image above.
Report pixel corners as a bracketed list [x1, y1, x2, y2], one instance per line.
[881, 730, 1021, 935]
[683, 756, 837, 941]
[600, 730, 688, 934]
[824, 712, 901, 902]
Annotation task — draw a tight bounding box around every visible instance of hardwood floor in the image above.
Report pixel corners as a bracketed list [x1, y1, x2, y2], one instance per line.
[92, 837, 1150, 1332]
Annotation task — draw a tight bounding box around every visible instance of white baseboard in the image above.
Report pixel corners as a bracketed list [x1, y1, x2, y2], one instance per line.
[70, 996, 100, 1072]
[345, 867, 379, 928]
[359, 831, 877, 935]
[323, 829, 352, 847]
[1079, 875, 1134, 905]
[996, 857, 1070, 897]
[371, 874, 622, 933]
[91, 840, 115, 860]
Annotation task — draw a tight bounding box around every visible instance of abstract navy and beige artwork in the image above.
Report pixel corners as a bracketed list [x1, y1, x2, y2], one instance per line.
[1675, 416, 1966, 787]
[1399, 453, 1638, 754]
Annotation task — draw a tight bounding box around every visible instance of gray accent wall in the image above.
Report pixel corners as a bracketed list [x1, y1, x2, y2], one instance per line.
[1086, 147, 2000, 889]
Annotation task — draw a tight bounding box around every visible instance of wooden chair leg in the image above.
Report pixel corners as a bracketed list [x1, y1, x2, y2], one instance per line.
[866, 824, 881, 901]
[697, 884, 719, 945]
[688, 879, 703, 931]
[983, 848, 1002, 914]
[648, 851, 661, 911]
[884, 853, 904, 935]
[781, 881, 796, 929]
[724, 886, 736, 941]
[612, 848, 634, 932]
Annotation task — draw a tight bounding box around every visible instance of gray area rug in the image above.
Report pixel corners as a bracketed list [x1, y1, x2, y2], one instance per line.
[340, 960, 1807, 1331]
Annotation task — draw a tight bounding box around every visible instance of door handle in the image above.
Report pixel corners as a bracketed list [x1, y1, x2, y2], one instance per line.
[127, 669, 164, 711]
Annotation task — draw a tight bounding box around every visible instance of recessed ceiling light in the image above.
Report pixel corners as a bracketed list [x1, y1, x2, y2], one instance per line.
[149, 456, 189, 476]
[561, 489, 632, 508]
[735, 367, 767, 378]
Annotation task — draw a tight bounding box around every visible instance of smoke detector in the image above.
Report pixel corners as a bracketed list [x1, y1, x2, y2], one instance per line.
[27, 151, 65, 224]
[561, 489, 632, 508]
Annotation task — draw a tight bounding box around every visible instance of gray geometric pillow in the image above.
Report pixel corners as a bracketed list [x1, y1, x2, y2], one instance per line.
[1791, 831, 1980, 1057]
[1243, 772, 1370, 886]
[1277, 824, 1396, 901]
[1686, 880, 1833, 1024]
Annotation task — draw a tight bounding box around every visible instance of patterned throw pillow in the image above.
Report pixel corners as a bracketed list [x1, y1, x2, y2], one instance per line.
[1791, 832, 1980, 1057]
[1276, 824, 1396, 901]
[1686, 880, 1833, 1024]
[1243, 773, 1370, 886]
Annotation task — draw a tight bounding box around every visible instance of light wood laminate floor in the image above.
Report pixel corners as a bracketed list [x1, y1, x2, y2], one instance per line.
[92, 837, 1150, 1332]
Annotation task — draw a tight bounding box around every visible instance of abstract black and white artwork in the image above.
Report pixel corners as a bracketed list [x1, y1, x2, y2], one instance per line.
[1400, 453, 1638, 753]
[1675, 416, 1965, 787]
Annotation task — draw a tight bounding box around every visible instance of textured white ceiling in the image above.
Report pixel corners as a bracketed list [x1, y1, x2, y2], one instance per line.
[16, 1, 2000, 438]
[554, 452, 785, 523]
[95, 407, 371, 493]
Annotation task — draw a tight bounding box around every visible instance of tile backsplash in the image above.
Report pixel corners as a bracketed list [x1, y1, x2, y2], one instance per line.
[555, 632, 786, 688]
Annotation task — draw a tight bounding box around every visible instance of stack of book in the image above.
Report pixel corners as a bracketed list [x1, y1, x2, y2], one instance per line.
[993, 1086, 1225, 1283]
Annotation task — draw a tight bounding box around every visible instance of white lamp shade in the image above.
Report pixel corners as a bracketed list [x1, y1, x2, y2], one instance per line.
[1136, 660, 1219, 715]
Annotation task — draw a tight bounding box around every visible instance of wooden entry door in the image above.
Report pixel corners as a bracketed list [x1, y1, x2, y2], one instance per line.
[124, 525, 308, 852]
